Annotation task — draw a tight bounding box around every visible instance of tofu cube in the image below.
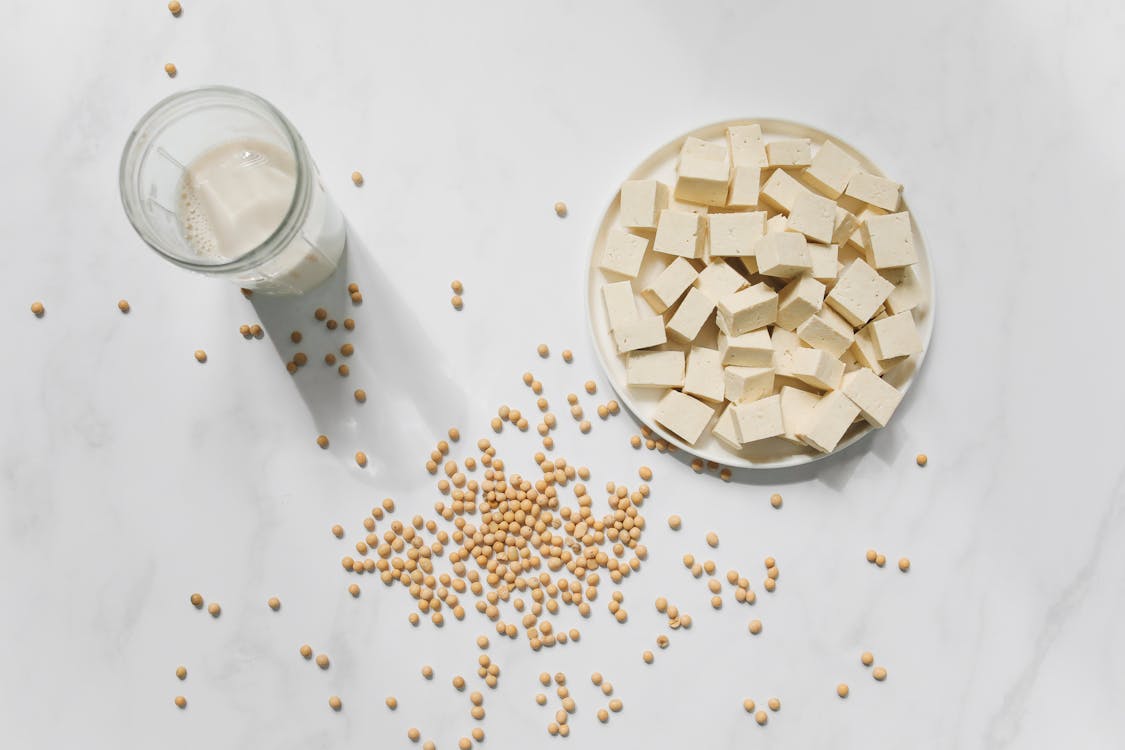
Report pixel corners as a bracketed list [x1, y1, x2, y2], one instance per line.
[847, 206, 887, 251]
[732, 394, 785, 443]
[885, 265, 925, 315]
[682, 136, 726, 161]
[797, 304, 854, 358]
[779, 385, 820, 444]
[804, 140, 862, 199]
[666, 287, 715, 343]
[777, 274, 826, 331]
[755, 232, 812, 278]
[626, 350, 686, 388]
[766, 139, 812, 168]
[718, 328, 773, 367]
[766, 214, 790, 235]
[724, 366, 775, 403]
[833, 206, 859, 245]
[825, 259, 895, 326]
[736, 255, 759, 277]
[695, 259, 748, 302]
[727, 124, 768, 168]
[844, 172, 902, 212]
[862, 212, 918, 268]
[791, 348, 845, 391]
[716, 282, 778, 335]
[602, 280, 638, 331]
[870, 311, 922, 359]
[708, 211, 766, 257]
[850, 324, 891, 376]
[808, 243, 839, 282]
[642, 257, 699, 314]
[619, 180, 670, 230]
[840, 367, 904, 428]
[727, 166, 761, 207]
[683, 346, 725, 402]
[759, 168, 810, 214]
[613, 316, 667, 353]
[711, 404, 743, 451]
[770, 326, 803, 377]
[674, 138, 730, 207]
[799, 390, 861, 453]
[599, 228, 650, 278]
[787, 191, 836, 244]
[653, 389, 715, 445]
[654, 209, 705, 259]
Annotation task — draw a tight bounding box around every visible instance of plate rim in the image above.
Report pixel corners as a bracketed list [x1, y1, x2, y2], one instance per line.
[584, 117, 936, 469]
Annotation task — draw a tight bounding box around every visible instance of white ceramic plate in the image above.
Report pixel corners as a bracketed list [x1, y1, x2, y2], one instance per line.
[586, 119, 935, 469]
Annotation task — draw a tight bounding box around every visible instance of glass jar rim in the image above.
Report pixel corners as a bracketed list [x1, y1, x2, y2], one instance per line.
[118, 85, 311, 274]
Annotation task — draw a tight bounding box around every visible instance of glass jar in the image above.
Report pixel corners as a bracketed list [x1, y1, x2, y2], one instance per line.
[119, 86, 346, 294]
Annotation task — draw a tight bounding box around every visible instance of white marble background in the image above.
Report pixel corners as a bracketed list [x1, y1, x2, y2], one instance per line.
[2, 0, 1123, 748]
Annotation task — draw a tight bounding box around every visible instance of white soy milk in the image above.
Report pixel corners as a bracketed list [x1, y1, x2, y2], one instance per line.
[177, 138, 345, 293]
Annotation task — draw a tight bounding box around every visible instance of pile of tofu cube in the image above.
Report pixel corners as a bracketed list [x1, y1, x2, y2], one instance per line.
[599, 124, 925, 455]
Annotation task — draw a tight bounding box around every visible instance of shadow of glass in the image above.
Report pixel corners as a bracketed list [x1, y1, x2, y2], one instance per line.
[249, 225, 469, 484]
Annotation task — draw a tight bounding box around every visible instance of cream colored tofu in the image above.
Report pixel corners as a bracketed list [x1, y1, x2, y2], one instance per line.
[613, 316, 667, 353]
[804, 141, 862, 199]
[808, 243, 839, 282]
[732, 394, 785, 443]
[755, 232, 812, 278]
[727, 124, 768, 168]
[712, 404, 743, 450]
[766, 214, 790, 235]
[683, 346, 724, 402]
[791, 348, 845, 391]
[779, 385, 820, 444]
[716, 282, 778, 335]
[766, 139, 812, 168]
[675, 138, 731, 207]
[799, 390, 860, 453]
[719, 328, 773, 367]
[682, 136, 726, 161]
[602, 280, 638, 331]
[653, 389, 715, 445]
[708, 212, 766, 257]
[626, 350, 686, 388]
[877, 266, 908, 285]
[666, 287, 715, 343]
[777, 274, 826, 331]
[736, 255, 759, 277]
[797, 304, 854, 358]
[695, 259, 748, 302]
[727, 166, 761, 207]
[668, 198, 710, 215]
[871, 311, 922, 359]
[846, 206, 887, 251]
[642, 257, 699, 314]
[787, 191, 836, 244]
[599, 228, 649, 278]
[654, 209, 705, 259]
[770, 326, 803, 377]
[862, 212, 918, 269]
[724, 366, 775, 403]
[760, 168, 811, 214]
[839, 346, 862, 373]
[825, 259, 895, 327]
[844, 172, 902, 212]
[840, 367, 903, 428]
[620, 180, 670, 230]
[833, 206, 859, 245]
[850, 325, 891, 376]
[885, 266, 925, 315]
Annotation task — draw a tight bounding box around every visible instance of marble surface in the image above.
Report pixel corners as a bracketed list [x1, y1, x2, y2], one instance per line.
[2, 1, 1124, 748]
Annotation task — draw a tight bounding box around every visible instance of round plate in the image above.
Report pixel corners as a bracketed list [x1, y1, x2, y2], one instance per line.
[586, 119, 935, 469]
